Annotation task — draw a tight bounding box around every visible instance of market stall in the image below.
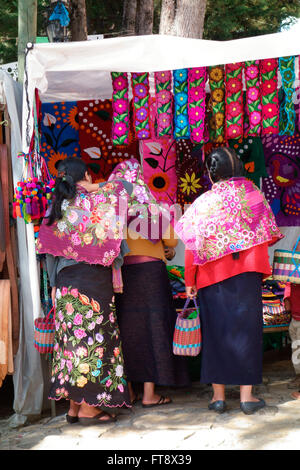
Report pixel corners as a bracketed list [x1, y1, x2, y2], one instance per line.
[11, 30, 300, 420]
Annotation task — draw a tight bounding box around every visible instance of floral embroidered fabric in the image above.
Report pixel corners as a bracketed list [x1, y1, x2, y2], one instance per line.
[154, 71, 173, 137]
[208, 65, 226, 144]
[111, 72, 130, 146]
[244, 60, 262, 136]
[225, 62, 244, 140]
[37, 181, 129, 266]
[278, 56, 296, 136]
[260, 58, 279, 135]
[131, 72, 151, 140]
[175, 177, 283, 266]
[173, 69, 190, 139]
[188, 67, 207, 144]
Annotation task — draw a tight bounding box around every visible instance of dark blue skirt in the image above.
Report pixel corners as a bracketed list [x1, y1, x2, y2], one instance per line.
[197, 272, 263, 386]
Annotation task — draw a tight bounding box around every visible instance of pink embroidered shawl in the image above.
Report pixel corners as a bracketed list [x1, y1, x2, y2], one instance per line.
[175, 177, 283, 265]
[37, 181, 129, 266]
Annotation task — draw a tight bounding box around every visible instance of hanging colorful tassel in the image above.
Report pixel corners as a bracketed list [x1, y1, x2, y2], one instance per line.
[131, 72, 151, 140]
[188, 67, 207, 144]
[244, 60, 262, 136]
[111, 72, 130, 146]
[225, 62, 244, 140]
[208, 65, 226, 143]
[279, 56, 296, 136]
[154, 71, 173, 137]
[173, 69, 190, 139]
[260, 58, 279, 135]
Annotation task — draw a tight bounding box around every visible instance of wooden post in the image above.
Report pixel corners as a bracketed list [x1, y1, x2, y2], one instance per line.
[17, 0, 37, 83]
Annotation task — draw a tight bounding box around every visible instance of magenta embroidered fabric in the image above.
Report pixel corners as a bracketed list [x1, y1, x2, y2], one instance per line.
[188, 67, 207, 144]
[111, 72, 130, 146]
[37, 181, 129, 266]
[175, 177, 283, 266]
[154, 71, 173, 137]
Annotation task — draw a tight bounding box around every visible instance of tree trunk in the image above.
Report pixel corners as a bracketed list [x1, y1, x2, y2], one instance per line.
[160, 0, 207, 39]
[135, 0, 154, 35]
[69, 0, 88, 41]
[122, 0, 137, 35]
[159, 0, 176, 35]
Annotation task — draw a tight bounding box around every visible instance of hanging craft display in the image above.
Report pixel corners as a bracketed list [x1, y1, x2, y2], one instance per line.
[13, 151, 55, 224]
[40, 101, 81, 176]
[175, 139, 211, 209]
[111, 72, 130, 146]
[188, 67, 207, 144]
[154, 71, 173, 137]
[173, 69, 190, 139]
[77, 99, 139, 182]
[260, 58, 279, 135]
[228, 136, 267, 187]
[140, 98, 178, 206]
[244, 60, 262, 136]
[279, 56, 296, 136]
[131, 72, 151, 140]
[208, 65, 226, 143]
[262, 134, 300, 226]
[225, 62, 244, 140]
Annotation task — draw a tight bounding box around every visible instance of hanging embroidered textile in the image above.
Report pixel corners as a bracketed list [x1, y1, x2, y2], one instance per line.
[139, 98, 177, 206]
[173, 69, 190, 139]
[228, 136, 268, 187]
[260, 58, 279, 135]
[175, 139, 211, 210]
[77, 99, 138, 182]
[154, 71, 173, 137]
[131, 72, 151, 140]
[225, 62, 244, 140]
[40, 101, 80, 176]
[278, 56, 296, 136]
[188, 67, 207, 144]
[208, 65, 225, 143]
[111, 72, 130, 146]
[262, 134, 300, 226]
[244, 60, 262, 136]
[175, 177, 283, 266]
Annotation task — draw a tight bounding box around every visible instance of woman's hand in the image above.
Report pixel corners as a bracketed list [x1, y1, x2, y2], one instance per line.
[164, 246, 176, 261]
[79, 181, 99, 193]
[186, 285, 197, 299]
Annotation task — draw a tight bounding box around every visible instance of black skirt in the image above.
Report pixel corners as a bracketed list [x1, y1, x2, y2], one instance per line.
[197, 272, 263, 386]
[115, 260, 190, 387]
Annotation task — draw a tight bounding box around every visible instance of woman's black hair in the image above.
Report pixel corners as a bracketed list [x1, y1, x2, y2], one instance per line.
[205, 147, 245, 183]
[47, 157, 88, 225]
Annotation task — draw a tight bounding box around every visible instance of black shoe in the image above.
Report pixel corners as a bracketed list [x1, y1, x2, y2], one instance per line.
[240, 398, 265, 415]
[66, 414, 78, 424]
[208, 400, 227, 413]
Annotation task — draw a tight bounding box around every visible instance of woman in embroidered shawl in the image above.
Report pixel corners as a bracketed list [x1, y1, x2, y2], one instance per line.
[175, 147, 283, 415]
[82, 159, 190, 407]
[37, 157, 133, 425]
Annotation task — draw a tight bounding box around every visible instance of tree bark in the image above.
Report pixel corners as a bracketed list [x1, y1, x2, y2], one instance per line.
[160, 0, 207, 39]
[122, 0, 137, 35]
[135, 0, 154, 35]
[69, 0, 88, 41]
[159, 0, 176, 35]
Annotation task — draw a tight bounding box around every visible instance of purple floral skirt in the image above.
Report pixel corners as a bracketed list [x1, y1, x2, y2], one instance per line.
[48, 263, 131, 409]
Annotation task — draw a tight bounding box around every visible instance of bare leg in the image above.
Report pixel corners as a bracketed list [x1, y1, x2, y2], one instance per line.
[211, 384, 225, 402]
[68, 400, 80, 417]
[142, 382, 171, 406]
[240, 385, 260, 402]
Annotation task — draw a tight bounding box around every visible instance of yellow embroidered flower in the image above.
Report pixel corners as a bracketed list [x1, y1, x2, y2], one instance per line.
[209, 67, 223, 82]
[180, 172, 202, 196]
[83, 233, 93, 245]
[78, 363, 90, 374]
[76, 376, 88, 388]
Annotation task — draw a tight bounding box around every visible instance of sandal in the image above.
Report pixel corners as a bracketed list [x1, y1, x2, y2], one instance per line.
[142, 395, 172, 408]
[66, 414, 78, 424]
[78, 411, 117, 426]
